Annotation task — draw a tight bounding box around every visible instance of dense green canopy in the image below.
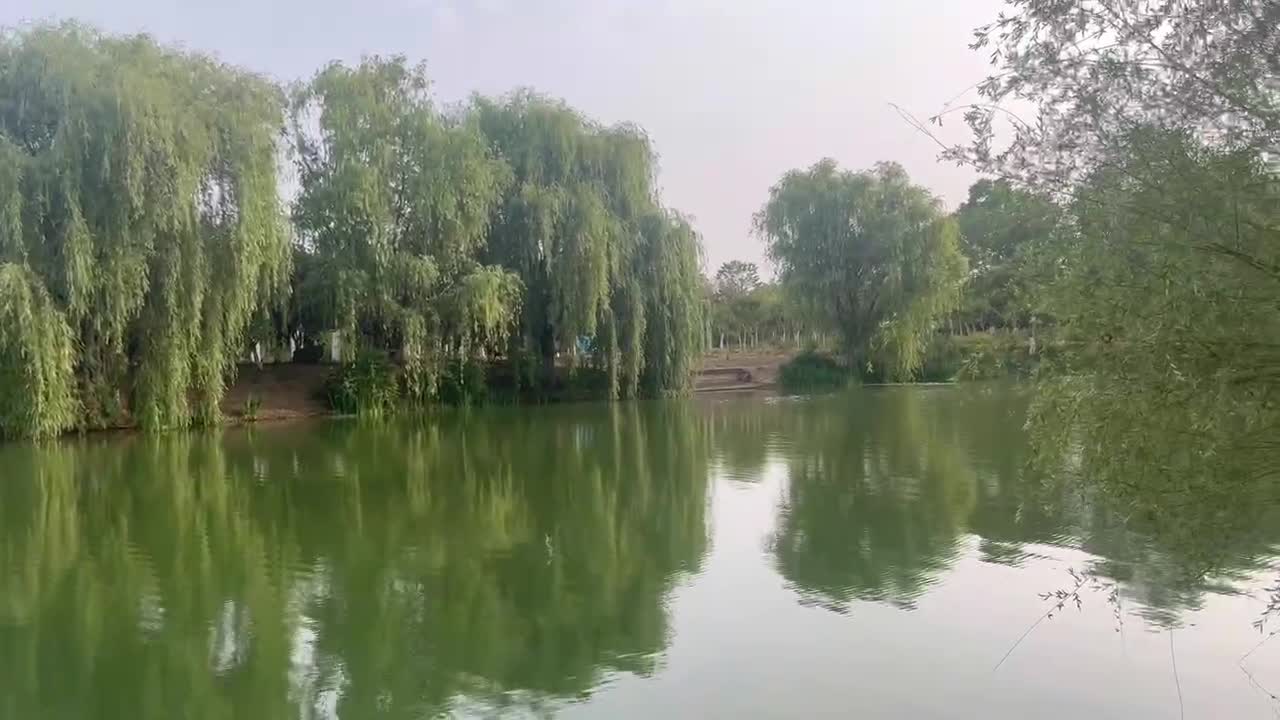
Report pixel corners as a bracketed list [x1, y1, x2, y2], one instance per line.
[0, 24, 291, 437]
[0, 27, 709, 438]
[756, 160, 967, 378]
[290, 57, 521, 403]
[952, 179, 1058, 331]
[1027, 129, 1280, 528]
[470, 92, 703, 397]
[941, 0, 1280, 568]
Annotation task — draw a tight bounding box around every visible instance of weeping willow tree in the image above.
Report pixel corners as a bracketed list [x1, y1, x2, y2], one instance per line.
[0, 30, 705, 437]
[638, 209, 705, 395]
[0, 24, 291, 437]
[756, 160, 967, 379]
[469, 92, 703, 397]
[291, 57, 521, 403]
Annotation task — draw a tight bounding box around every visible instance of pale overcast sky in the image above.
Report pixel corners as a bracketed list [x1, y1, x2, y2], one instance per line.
[1, 0, 1004, 272]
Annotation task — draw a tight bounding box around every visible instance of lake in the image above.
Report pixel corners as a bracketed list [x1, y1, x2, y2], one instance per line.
[2, 384, 1279, 718]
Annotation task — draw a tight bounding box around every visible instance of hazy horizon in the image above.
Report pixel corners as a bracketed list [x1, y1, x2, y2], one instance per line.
[0, 0, 1005, 273]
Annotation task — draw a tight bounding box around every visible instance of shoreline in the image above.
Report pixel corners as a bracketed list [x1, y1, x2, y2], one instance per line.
[23, 351, 793, 440]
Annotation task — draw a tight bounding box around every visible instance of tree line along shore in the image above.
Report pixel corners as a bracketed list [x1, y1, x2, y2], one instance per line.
[5, 3, 1280, 453]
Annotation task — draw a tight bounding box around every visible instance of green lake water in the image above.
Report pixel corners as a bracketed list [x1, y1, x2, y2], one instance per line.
[2, 384, 1280, 718]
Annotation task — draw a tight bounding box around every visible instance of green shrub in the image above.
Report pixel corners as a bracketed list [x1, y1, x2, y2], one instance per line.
[779, 351, 852, 392]
[918, 335, 965, 382]
[323, 353, 400, 416]
[437, 358, 490, 406]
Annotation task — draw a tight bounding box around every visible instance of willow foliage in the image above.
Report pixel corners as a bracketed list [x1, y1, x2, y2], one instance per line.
[1028, 129, 1280, 526]
[0, 24, 290, 437]
[0, 266, 77, 439]
[638, 210, 705, 395]
[291, 57, 520, 402]
[470, 93, 702, 397]
[953, 0, 1280, 542]
[756, 160, 967, 379]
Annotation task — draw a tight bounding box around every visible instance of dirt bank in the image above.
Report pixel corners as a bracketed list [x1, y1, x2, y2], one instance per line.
[222, 364, 331, 422]
[694, 349, 793, 392]
[220, 350, 796, 424]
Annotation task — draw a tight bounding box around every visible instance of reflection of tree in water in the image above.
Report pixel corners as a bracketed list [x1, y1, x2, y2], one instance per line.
[721, 384, 1280, 625]
[5, 384, 1280, 716]
[766, 389, 978, 611]
[0, 403, 710, 719]
[1030, 378, 1280, 627]
[940, 386, 1076, 564]
[701, 396, 776, 482]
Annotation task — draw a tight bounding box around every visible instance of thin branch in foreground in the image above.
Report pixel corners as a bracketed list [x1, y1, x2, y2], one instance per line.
[1170, 630, 1185, 720]
[993, 570, 1088, 672]
[1239, 660, 1280, 719]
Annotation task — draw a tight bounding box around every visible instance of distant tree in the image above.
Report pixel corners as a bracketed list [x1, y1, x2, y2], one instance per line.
[952, 179, 1058, 331]
[756, 160, 967, 378]
[707, 261, 777, 349]
[749, 283, 784, 345]
[713, 260, 761, 299]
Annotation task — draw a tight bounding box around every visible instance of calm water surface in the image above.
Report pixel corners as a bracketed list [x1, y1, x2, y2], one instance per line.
[3, 384, 1280, 718]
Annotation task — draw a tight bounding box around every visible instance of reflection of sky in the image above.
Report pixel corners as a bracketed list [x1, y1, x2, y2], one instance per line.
[1, 0, 1002, 272]
[286, 561, 341, 720]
